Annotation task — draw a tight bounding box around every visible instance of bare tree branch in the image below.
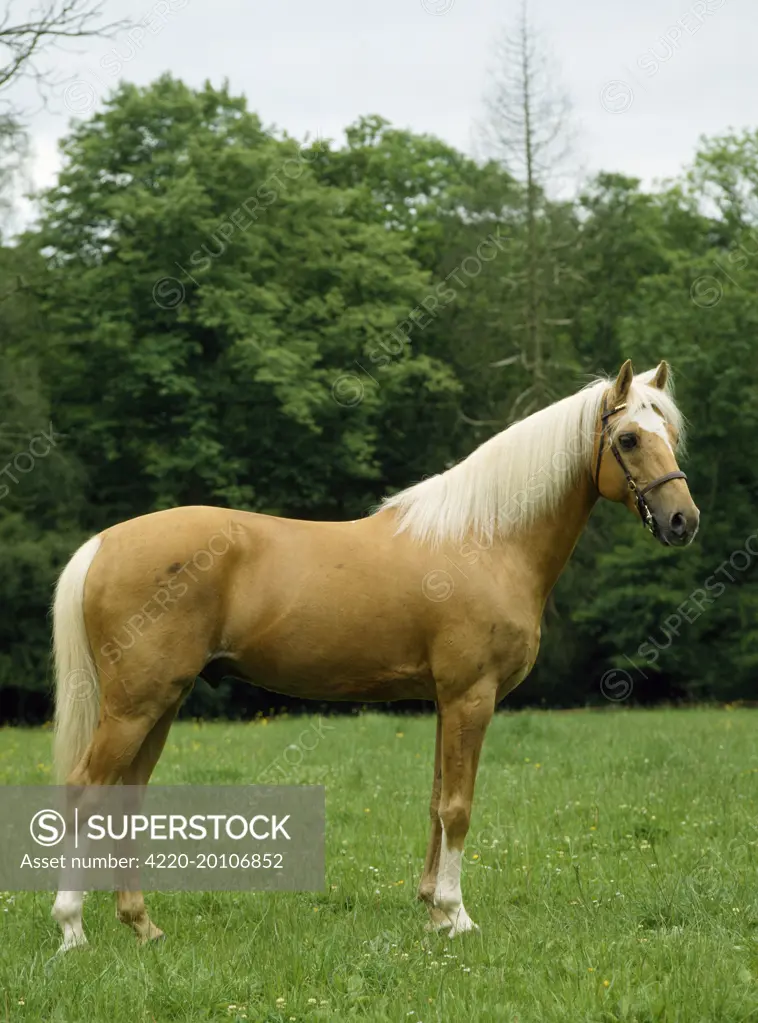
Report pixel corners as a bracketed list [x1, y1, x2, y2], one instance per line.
[477, 2, 574, 186]
[0, 1, 129, 96]
[0, 2, 130, 227]
[476, 0, 576, 415]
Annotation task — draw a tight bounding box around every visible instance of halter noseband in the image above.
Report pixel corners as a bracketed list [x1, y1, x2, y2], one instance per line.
[593, 396, 687, 538]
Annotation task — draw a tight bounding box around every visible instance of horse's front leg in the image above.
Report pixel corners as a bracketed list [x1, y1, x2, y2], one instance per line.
[433, 679, 496, 936]
[418, 711, 450, 931]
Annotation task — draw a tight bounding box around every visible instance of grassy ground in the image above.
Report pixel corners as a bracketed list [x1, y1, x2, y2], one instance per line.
[0, 708, 756, 1022]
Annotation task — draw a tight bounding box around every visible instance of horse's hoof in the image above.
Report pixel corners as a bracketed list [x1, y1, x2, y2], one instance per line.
[431, 905, 480, 938]
[449, 923, 480, 937]
[425, 907, 453, 933]
[425, 916, 450, 932]
[448, 914, 480, 938]
[44, 937, 89, 972]
[425, 919, 453, 932]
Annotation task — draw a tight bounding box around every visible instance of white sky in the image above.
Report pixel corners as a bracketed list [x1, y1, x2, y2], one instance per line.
[2, 0, 752, 231]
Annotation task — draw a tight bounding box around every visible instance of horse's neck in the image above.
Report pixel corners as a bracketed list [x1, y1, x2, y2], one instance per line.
[507, 472, 599, 604]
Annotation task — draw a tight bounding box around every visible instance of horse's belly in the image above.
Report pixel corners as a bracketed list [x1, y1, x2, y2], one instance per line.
[233, 631, 434, 702]
[251, 670, 434, 702]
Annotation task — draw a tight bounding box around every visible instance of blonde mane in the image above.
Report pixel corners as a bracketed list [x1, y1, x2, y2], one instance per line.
[379, 368, 685, 546]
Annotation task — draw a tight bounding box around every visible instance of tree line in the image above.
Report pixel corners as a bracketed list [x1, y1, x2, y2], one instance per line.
[0, 73, 756, 721]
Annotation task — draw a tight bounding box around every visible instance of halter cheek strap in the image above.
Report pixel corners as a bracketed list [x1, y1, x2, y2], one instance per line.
[594, 396, 688, 537]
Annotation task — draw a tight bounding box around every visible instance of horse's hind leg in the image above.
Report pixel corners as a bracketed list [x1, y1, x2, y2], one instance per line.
[51, 716, 133, 956]
[115, 699, 182, 943]
[52, 677, 189, 955]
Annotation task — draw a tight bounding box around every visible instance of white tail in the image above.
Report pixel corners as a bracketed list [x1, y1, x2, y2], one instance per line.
[52, 535, 102, 783]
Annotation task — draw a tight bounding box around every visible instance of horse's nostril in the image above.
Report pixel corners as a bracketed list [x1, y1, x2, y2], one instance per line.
[670, 512, 687, 536]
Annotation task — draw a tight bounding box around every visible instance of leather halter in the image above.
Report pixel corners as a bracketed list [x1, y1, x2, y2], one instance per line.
[593, 395, 687, 537]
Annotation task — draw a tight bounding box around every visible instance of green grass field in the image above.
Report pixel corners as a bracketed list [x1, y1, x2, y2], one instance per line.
[0, 708, 756, 1022]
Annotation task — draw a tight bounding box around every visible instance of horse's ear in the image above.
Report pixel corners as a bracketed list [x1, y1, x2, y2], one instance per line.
[650, 360, 669, 390]
[612, 359, 634, 403]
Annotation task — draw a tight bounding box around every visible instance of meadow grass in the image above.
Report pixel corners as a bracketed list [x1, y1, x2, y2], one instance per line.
[0, 707, 756, 1022]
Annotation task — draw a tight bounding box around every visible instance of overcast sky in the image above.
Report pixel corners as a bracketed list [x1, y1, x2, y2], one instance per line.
[3, 0, 751, 229]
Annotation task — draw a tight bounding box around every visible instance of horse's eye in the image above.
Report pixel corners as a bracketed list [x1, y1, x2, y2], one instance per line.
[618, 433, 637, 451]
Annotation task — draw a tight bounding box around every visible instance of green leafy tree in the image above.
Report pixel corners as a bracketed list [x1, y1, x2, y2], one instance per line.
[35, 77, 461, 524]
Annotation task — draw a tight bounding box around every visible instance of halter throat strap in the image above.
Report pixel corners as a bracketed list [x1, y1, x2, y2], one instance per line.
[593, 394, 687, 535]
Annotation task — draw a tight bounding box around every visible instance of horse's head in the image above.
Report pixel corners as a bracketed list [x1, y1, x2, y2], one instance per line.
[594, 360, 699, 547]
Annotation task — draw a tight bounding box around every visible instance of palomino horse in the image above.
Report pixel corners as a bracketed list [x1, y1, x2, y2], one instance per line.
[51, 359, 699, 952]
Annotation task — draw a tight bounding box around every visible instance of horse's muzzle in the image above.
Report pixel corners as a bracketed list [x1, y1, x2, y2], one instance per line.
[657, 508, 700, 547]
